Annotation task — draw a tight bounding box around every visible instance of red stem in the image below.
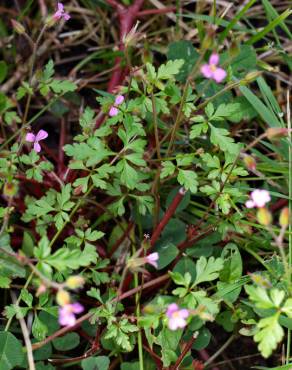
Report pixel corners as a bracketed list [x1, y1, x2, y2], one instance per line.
[58, 118, 66, 176]
[170, 335, 196, 370]
[106, 0, 144, 93]
[150, 187, 186, 247]
[108, 222, 134, 257]
[137, 7, 176, 16]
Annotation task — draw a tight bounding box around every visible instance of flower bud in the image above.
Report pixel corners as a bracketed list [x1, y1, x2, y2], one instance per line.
[229, 40, 240, 59]
[249, 273, 272, 288]
[3, 182, 18, 198]
[243, 71, 261, 83]
[66, 276, 85, 289]
[45, 15, 57, 28]
[257, 207, 272, 226]
[11, 20, 25, 35]
[123, 22, 145, 48]
[142, 48, 153, 65]
[266, 127, 288, 140]
[56, 289, 70, 306]
[279, 207, 290, 227]
[243, 155, 256, 171]
[36, 284, 47, 296]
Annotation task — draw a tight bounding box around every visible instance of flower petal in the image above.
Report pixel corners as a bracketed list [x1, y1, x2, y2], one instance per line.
[251, 189, 271, 208]
[176, 317, 187, 329]
[212, 67, 226, 83]
[200, 64, 213, 79]
[33, 142, 41, 153]
[166, 303, 179, 318]
[146, 252, 159, 268]
[115, 95, 124, 105]
[109, 106, 119, 117]
[63, 13, 70, 21]
[53, 11, 62, 19]
[209, 53, 219, 66]
[71, 302, 84, 314]
[245, 200, 255, 209]
[26, 133, 35, 142]
[179, 309, 189, 319]
[57, 2, 64, 12]
[36, 129, 48, 141]
[168, 318, 179, 331]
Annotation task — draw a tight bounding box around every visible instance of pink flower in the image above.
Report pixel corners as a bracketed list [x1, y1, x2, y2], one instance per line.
[146, 252, 159, 268]
[201, 53, 226, 83]
[166, 303, 189, 331]
[58, 302, 84, 327]
[26, 130, 48, 153]
[53, 2, 70, 21]
[109, 95, 124, 117]
[245, 189, 271, 209]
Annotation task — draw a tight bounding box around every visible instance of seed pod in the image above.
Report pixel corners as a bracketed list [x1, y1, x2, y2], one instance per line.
[257, 207, 272, 226]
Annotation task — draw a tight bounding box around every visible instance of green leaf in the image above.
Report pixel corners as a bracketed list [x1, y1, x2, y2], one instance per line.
[254, 314, 284, 358]
[155, 242, 179, 270]
[53, 333, 80, 351]
[0, 61, 8, 84]
[193, 256, 224, 286]
[32, 314, 48, 341]
[0, 244, 26, 279]
[157, 60, 184, 80]
[156, 328, 182, 366]
[191, 290, 220, 318]
[167, 41, 199, 82]
[48, 79, 77, 94]
[21, 231, 34, 257]
[20, 288, 33, 307]
[209, 124, 240, 155]
[44, 244, 98, 271]
[220, 243, 242, 282]
[160, 161, 175, 179]
[43, 60, 54, 80]
[177, 169, 198, 193]
[173, 257, 196, 282]
[245, 286, 282, 309]
[81, 356, 110, 370]
[0, 332, 24, 370]
[282, 298, 292, 318]
[209, 102, 244, 122]
[0, 276, 11, 288]
[190, 122, 208, 139]
[225, 45, 256, 77]
[192, 327, 211, 350]
[116, 160, 138, 190]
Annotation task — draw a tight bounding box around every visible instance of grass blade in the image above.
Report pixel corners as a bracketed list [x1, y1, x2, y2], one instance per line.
[219, 0, 257, 42]
[246, 8, 292, 45]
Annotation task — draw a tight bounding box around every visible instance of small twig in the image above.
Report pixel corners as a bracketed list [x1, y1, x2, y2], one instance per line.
[204, 335, 236, 367]
[31, 273, 169, 350]
[171, 335, 196, 370]
[11, 292, 35, 370]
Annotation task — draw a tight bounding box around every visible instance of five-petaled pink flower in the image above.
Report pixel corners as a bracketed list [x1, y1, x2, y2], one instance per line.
[201, 53, 226, 83]
[146, 252, 159, 268]
[109, 95, 124, 117]
[53, 2, 70, 21]
[26, 130, 48, 153]
[245, 189, 271, 209]
[166, 303, 189, 331]
[58, 302, 84, 327]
